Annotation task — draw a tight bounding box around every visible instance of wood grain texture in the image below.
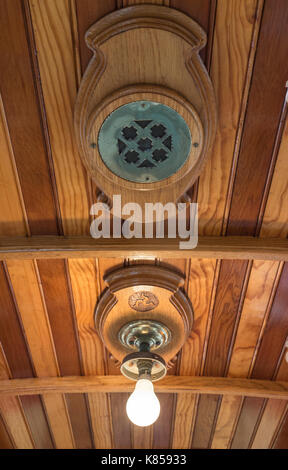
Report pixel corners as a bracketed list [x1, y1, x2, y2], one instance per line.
[251, 399, 288, 449]
[0, 0, 59, 235]
[6, 259, 75, 449]
[133, 424, 152, 449]
[76, 0, 117, 73]
[211, 395, 242, 449]
[37, 258, 93, 449]
[153, 394, 175, 449]
[172, 394, 197, 449]
[197, 0, 259, 236]
[0, 96, 27, 237]
[110, 394, 131, 449]
[2, 375, 288, 400]
[261, 112, 288, 238]
[179, 259, 217, 375]
[230, 262, 288, 448]
[1, 236, 288, 261]
[228, 260, 280, 378]
[211, 259, 280, 448]
[227, 0, 288, 236]
[29, 0, 90, 235]
[68, 258, 112, 448]
[0, 262, 53, 448]
[0, 414, 13, 449]
[0, 348, 34, 449]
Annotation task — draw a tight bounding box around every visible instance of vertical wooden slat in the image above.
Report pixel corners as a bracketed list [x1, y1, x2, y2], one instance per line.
[191, 259, 248, 449]
[0, 414, 13, 449]
[0, 348, 34, 449]
[75, 0, 117, 73]
[0, 96, 27, 237]
[261, 113, 288, 238]
[29, 0, 90, 235]
[0, 263, 53, 448]
[211, 260, 280, 448]
[172, 394, 197, 449]
[0, 0, 59, 235]
[37, 259, 93, 449]
[153, 394, 175, 449]
[110, 394, 132, 449]
[227, 0, 288, 236]
[68, 258, 112, 448]
[197, 0, 260, 236]
[6, 259, 75, 449]
[231, 263, 288, 448]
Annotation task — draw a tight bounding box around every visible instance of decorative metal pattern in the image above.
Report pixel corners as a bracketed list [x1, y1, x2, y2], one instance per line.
[98, 101, 191, 183]
[128, 291, 159, 312]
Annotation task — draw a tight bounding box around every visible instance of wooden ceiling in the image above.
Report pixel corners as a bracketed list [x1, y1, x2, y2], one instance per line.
[0, 0, 288, 450]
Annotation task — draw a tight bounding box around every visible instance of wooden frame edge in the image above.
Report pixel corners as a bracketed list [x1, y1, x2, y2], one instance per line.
[0, 236, 287, 261]
[0, 375, 287, 400]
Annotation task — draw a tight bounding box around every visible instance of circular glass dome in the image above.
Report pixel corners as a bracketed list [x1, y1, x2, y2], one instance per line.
[97, 100, 191, 183]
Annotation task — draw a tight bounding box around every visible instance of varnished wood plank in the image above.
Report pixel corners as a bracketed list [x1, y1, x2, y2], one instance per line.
[191, 394, 219, 448]
[133, 424, 152, 449]
[1, 375, 288, 400]
[230, 262, 288, 448]
[252, 355, 288, 449]
[68, 259, 106, 375]
[203, 260, 248, 377]
[68, 258, 112, 448]
[0, 0, 59, 235]
[37, 259, 82, 376]
[0, 263, 53, 448]
[211, 395, 242, 449]
[29, 0, 90, 235]
[231, 397, 265, 449]
[110, 394, 131, 449]
[6, 259, 75, 449]
[76, 0, 117, 73]
[180, 259, 217, 375]
[261, 112, 288, 237]
[172, 394, 197, 449]
[1, 236, 288, 261]
[251, 399, 288, 449]
[0, 348, 34, 449]
[192, 259, 248, 448]
[228, 260, 280, 378]
[198, 0, 259, 236]
[273, 408, 288, 449]
[0, 96, 27, 237]
[153, 394, 175, 449]
[37, 259, 93, 449]
[211, 259, 280, 448]
[0, 414, 13, 449]
[227, 0, 288, 235]
[170, 0, 211, 64]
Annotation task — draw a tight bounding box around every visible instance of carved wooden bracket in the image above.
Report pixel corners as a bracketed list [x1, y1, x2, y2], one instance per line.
[94, 265, 193, 366]
[74, 5, 217, 209]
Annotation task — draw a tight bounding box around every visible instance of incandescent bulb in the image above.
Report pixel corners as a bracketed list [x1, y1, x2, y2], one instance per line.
[126, 379, 160, 427]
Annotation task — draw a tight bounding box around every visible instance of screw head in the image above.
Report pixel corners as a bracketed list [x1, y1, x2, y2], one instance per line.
[193, 142, 199, 147]
[90, 142, 97, 149]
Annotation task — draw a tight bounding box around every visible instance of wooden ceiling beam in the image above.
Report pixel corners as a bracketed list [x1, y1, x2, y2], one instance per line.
[0, 236, 287, 261]
[0, 375, 288, 401]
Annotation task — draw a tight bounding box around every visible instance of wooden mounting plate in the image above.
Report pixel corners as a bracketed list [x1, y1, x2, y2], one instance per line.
[74, 4, 217, 207]
[94, 265, 193, 365]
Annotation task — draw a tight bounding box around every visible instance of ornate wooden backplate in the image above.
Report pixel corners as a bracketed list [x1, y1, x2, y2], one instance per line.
[94, 265, 193, 366]
[75, 5, 217, 209]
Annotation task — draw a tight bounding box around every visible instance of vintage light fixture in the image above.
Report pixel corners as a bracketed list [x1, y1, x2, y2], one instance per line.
[94, 265, 194, 428]
[119, 320, 169, 426]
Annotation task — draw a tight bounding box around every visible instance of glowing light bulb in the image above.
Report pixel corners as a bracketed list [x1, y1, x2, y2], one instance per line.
[126, 378, 160, 427]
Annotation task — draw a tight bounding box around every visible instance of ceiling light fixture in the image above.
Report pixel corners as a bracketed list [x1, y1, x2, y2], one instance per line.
[94, 264, 193, 428]
[119, 320, 168, 426]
